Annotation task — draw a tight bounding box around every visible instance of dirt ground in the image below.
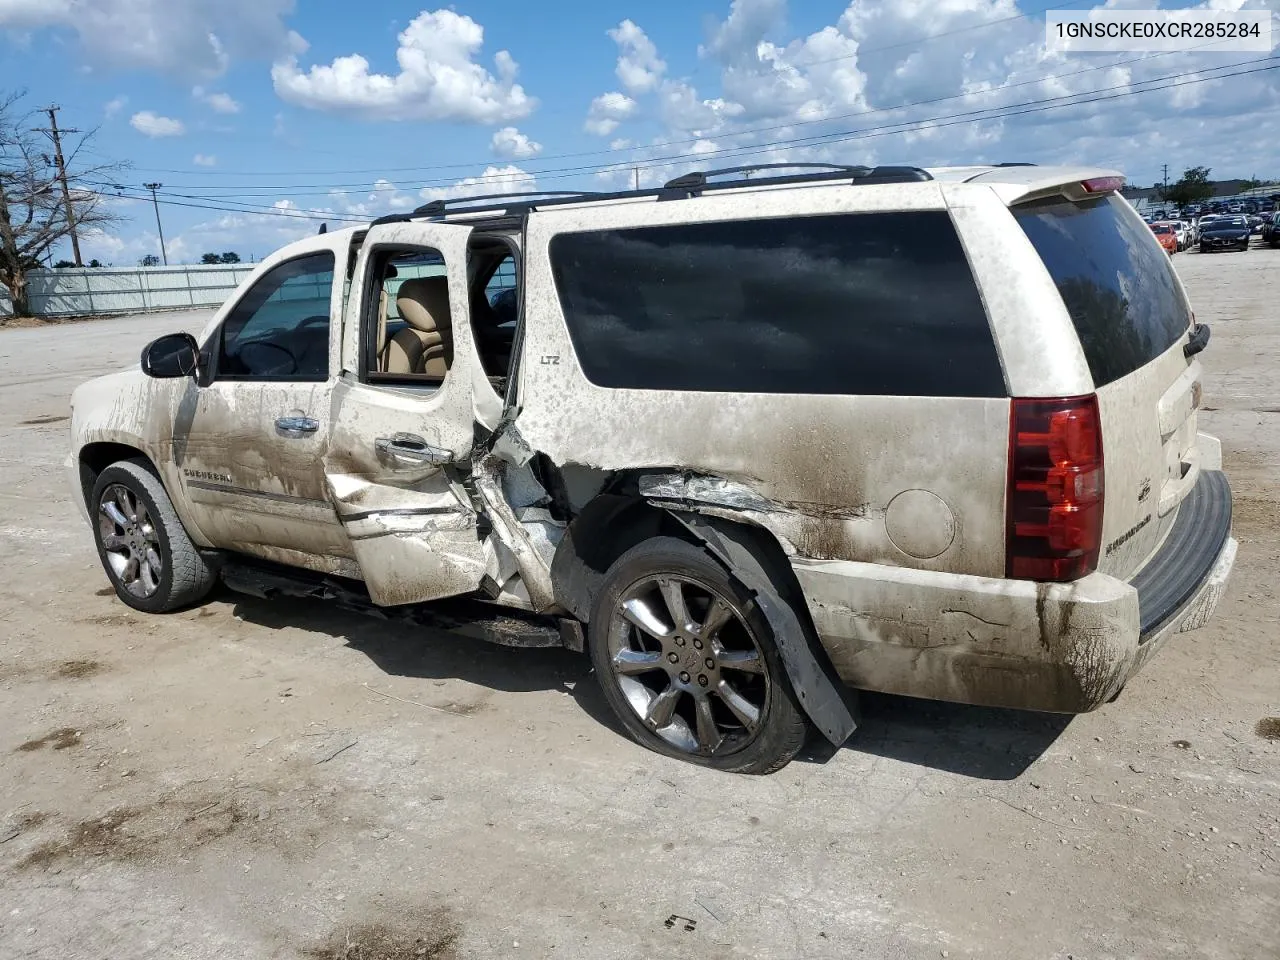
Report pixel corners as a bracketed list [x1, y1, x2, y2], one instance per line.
[1, 245, 1277, 960]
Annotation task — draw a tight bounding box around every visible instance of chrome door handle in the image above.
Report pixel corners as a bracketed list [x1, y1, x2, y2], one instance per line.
[275, 416, 319, 437]
[375, 433, 453, 467]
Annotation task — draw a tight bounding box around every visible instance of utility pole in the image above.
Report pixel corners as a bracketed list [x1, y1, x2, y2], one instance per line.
[1162, 163, 1169, 198]
[33, 105, 82, 266]
[143, 183, 168, 266]
[633, 167, 639, 190]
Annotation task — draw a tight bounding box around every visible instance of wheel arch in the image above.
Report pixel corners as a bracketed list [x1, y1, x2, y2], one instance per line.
[77, 442, 159, 511]
[551, 490, 859, 747]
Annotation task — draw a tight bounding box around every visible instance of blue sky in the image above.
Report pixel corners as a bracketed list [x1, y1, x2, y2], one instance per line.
[1, 0, 1277, 265]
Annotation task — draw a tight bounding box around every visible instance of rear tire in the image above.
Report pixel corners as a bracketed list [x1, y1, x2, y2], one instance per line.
[90, 459, 217, 613]
[587, 536, 809, 775]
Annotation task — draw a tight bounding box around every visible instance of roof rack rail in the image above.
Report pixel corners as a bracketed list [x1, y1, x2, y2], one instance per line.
[368, 190, 606, 226]
[993, 162, 1038, 167]
[366, 164, 934, 226]
[413, 190, 604, 218]
[664, 163, 870, 190]
[662, 163, 932, 196]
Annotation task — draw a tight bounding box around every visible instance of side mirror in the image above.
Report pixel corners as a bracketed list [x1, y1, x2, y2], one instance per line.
[141, 333, 200, 379]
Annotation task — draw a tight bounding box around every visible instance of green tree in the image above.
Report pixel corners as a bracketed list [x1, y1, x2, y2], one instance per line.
[1165, 166, 1213, 212]
[200, 252, 220, 264]
[218, 251, 241, 264]
[53, 258, 75, 268]
[139, 253, 160, 267]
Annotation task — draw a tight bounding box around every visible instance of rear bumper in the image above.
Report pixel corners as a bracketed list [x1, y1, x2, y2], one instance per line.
[793, 469, 1235, 713]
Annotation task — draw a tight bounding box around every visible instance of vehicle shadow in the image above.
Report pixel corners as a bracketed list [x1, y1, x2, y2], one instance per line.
[222, 591, 622, 731]
[800, 693, 1072, 780]
[225, 591, 1069, 781]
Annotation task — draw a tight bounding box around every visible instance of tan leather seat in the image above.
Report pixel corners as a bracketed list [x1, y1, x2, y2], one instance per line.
[386, 277, 452, 376]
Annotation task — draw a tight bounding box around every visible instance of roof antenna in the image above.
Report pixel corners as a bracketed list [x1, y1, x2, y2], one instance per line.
[318, 222, 327, 235]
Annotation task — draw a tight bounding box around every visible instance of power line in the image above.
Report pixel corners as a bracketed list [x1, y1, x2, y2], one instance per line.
[132, 41, 1264, 197]
[95, 60, 1279, 229]
[681, 59, 1280, 174]
[126, 24, 1239, 186]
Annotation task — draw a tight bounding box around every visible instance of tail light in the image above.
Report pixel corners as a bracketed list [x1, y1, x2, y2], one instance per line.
[1006, 395, 1104, 582]
[1082, 176, 1125, 193]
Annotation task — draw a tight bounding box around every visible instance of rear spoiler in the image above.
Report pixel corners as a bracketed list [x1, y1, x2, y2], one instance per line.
[982, 171, 1127, 207]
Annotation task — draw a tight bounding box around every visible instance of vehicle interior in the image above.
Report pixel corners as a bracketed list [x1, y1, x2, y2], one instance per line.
[364, 234, 519, 393]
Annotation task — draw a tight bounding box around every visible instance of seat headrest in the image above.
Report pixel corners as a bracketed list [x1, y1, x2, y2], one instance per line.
[397, 276, 451, 334]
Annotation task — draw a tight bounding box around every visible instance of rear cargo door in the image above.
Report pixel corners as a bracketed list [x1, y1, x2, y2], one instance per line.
[1015, 193, 1201, 579]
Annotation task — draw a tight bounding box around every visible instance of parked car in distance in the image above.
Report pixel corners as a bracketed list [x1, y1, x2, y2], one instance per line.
[66, 164, 1235, 774]
[1150, 221, 1179, 255]
[1199, 215, 1252, 252]
[1263, 214, 1280, 248]
[1170, 220, 1190, 250]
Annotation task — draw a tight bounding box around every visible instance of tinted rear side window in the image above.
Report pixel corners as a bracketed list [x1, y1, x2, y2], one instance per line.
[1015, 194, 1192, 387]
[548, 212, 1005, 397]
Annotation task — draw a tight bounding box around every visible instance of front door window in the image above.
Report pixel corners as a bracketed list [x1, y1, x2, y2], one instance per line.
[217, 252, 335, 381]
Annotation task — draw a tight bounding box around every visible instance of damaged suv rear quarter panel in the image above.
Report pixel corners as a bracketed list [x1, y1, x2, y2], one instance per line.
[517, 184, 1011, 579]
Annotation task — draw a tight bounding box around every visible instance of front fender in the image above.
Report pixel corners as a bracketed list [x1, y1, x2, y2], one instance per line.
[70, 370, 214, 548]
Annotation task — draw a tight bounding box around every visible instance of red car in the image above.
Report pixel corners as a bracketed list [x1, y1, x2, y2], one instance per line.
[1150, 221, 1178, 255]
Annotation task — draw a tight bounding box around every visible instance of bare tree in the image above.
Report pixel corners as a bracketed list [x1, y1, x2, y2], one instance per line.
[0, 91, 127, 316]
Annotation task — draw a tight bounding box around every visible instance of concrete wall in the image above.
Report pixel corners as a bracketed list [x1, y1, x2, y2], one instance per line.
[0, 264, 255, 318]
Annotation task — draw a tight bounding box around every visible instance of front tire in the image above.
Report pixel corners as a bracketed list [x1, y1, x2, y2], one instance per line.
[588, 536, 809, 775]
[90, 459, 217, 613]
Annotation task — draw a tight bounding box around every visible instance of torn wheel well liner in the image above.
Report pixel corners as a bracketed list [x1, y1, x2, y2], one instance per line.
[549, 496, 694, 622]
[666, 511, 860, 747]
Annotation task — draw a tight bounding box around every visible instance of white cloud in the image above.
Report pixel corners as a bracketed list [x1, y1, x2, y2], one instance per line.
[0, 0, 298, 77]
[608, 19, 666, 93]
[130, 111, 186, 137]
[490, 126, 542, 159]
[103, 95, 127, 118]
[272, 9, 535, 123]
[584, 91, 637, 136]
[193, 154, 217, 166]
[325, 178, 418, 218]
[658, 82, 744, 134]
[193, 86, 242, 114]
[419, 165, 535, 202]
[698, 0, 868, 124]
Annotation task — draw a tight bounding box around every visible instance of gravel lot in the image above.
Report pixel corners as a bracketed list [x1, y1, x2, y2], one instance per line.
[1, 246, 1277, 960]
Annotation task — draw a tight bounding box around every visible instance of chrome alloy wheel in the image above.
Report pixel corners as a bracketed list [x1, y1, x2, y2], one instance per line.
[605, 575, 770, 756]
[98, 483, 162, 599]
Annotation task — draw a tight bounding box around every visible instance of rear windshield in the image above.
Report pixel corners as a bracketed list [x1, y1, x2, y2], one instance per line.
[1015, 194, 1192, 387]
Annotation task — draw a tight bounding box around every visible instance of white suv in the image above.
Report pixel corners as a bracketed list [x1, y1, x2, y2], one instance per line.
[68, 163, 1235, 774]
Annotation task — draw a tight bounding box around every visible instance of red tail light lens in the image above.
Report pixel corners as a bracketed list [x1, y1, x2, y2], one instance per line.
[1006, 395, 1104, 581]
[1082, 176, 1125, 193]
